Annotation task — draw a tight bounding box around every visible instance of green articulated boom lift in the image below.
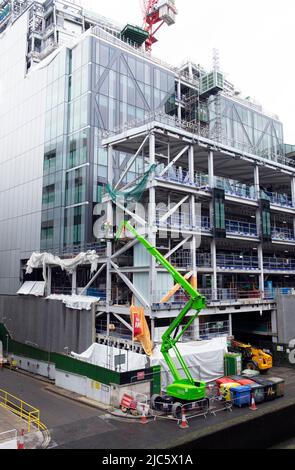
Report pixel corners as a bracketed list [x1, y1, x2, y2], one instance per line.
[116, 221, 207, 407]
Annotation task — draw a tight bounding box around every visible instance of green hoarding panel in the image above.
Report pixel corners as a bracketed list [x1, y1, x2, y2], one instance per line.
[0, 323, 120, 385]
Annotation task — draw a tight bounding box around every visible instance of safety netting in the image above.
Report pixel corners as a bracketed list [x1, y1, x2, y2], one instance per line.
[106, 164, 157, 203]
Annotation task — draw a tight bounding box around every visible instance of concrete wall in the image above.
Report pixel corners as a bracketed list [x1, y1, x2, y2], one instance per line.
[55, 370, 111, 405]
[276, 294, 295, 344]
[13, 354, 56, 380]
[0, 296, 94, 353]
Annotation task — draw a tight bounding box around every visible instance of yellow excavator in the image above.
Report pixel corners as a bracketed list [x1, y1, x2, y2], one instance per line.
[229, 340, 273, 373]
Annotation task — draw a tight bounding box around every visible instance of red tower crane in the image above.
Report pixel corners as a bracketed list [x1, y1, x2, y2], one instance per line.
[141, 0, 177, 52]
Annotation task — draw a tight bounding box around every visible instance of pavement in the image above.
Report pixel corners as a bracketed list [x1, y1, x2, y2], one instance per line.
[0, 406, 25, 434]
[1, 366, 295, 449]
[0, 406, 44, 449]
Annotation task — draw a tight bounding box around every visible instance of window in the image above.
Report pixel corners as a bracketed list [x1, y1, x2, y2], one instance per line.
[65, 167, 86, 206]
[42, 184, 55, 205]
[44, 151, 56, 172]
[64, 206, 85, 246]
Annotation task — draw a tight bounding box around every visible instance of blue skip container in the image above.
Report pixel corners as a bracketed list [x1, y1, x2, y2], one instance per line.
[230, 385, 251, 407]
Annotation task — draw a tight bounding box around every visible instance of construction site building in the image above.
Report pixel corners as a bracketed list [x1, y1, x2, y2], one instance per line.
[1, 0, 295, 353]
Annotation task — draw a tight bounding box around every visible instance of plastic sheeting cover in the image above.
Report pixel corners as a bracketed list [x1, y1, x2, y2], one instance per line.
[26, 251, 100, 281]
[71, 338, 227, 380]
[71, 343, 148, 372]
[46, 294, 100, 311]
[151, 337, 228, 387]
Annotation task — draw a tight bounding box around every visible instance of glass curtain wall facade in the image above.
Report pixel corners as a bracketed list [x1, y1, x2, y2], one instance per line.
[41, 48, 68, 251]
[41, 34, 175, 250]
[209, 95, 284, 158]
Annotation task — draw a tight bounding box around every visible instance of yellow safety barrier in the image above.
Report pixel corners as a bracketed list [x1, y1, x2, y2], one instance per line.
[0, 388, 47, 433]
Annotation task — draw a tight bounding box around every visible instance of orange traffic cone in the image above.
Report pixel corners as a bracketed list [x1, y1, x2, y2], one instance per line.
[249, 393, 257, 411]
[140, 405, 148, 424]
[17, 429, 25, 449]
[179, 408, 189, 429]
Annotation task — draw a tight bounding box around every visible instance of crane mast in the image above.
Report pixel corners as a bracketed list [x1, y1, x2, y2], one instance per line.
[141, 0, 177, 52]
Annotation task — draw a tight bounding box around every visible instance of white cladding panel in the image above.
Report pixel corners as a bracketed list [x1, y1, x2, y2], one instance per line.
[0, 12, 47, 293]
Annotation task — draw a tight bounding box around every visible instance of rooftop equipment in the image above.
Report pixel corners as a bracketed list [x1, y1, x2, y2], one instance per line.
[200, 71, 224, 98]
[121, 23, 149, 46]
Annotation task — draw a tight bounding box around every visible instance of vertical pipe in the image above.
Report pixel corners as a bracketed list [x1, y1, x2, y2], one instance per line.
[255, 166, 264, 294]
[208, 150, 214, 188]
[254, 165, 260, 200]
[228, 313, 233, 337]
[106, 144, 113, 318]
[209, 150, 215, 229]
[150, 317, 155, 343]
[271, 309, 278, 343]
[258, 244, 264, 294]
[71, 269, 77, 295]
[177, 79, 182, 121]
[47, 266, 52, 296]
[211, 240, 217, 297]
[148, 133, 156, 307]
[209, 150, 217, 297]
[291, 177, 295, 237]
[189, 145, 197, 288]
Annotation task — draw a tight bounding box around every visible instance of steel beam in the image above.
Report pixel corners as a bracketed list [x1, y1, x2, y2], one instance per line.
[164, 237, 191, 259]
[111, 239, 138, 259]
[115, 134, 149, 189]
[80, 263, 106, 296]
[111, 261, 150, 308]
[159, 195, 189, 224]
[158, 145, 189, 177]
[113, 313, 133, 332]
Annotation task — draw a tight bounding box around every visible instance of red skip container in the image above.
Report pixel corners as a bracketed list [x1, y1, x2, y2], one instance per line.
[236, 379, 255, 386]
[216, 377, 236, 388]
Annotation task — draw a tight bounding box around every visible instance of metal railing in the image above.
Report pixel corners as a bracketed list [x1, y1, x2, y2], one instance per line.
[183, 320, 230, 341]
[264, 288, 295, 299]
[226, 220, 257, 237]
[196, 253, 212, 268]
[216, 177, 257, 201]
[96, 320, 132, 344]
[263, 257, 295, 271]
[0, 388, 46, 433]
[170, 252, 212, 269]
[156, 165, 293, 211]
[49, 287, 107, 300]
[271, 227, 295, 241]
[216, 254, 259, 270]
[41, 242, 107, 258]
[103, 106, 294, 170]
[152, 287, 267, 306]
[261, 190, 293, 208]
[156, 166, 210, 191]
[156, 208, 211, 232]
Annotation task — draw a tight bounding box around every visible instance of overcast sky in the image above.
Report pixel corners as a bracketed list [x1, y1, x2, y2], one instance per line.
[81, 0, 294, 143]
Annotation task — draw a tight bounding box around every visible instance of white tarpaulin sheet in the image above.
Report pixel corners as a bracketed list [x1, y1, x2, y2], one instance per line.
[71, 338, 227, 380]
[17, 281, 46, 297]
[26, 251, 100, 281]
[71, 343, 148, 372]
[151, 337, 228, 388]
[46, 294, 100, 311]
